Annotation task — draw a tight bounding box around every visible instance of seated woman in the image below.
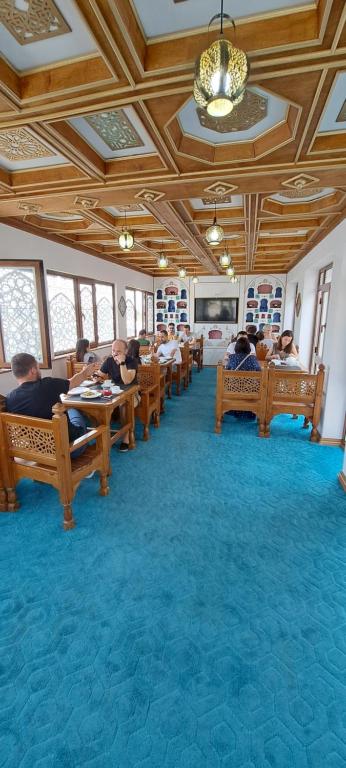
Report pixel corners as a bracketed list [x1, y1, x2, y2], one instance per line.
[127, 338, 142, 366]
[266, 330, 298, 361]
[75, 338, 99, 364]
[226, 336, 261, 421]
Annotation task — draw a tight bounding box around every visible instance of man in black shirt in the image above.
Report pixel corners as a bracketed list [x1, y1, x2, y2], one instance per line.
[6, 353, 99, 456]
[93, 339, 138, 452]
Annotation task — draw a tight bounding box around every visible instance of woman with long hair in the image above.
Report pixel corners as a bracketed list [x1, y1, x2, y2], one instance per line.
[127, 338, 141, 366]
[266, 330, 298, 361]
[75, 338, 99, 364]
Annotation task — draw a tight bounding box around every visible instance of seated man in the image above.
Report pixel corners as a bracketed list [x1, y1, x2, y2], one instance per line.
[6, 353, 98, 458]
[93, 339, 138, 453]
[226, 331, 256, 357]
[156, 330, 182, 364]
[167, 323, 178, 341]
[137, 329, 150, 347]
[179, 324, 195, 345]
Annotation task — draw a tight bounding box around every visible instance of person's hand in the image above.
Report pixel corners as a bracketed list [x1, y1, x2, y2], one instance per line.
[115, 351, 126, 365]
[84, 361, 100, 376]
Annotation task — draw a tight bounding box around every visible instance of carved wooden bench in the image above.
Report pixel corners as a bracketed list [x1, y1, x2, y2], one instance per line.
[215, 362, 268, 436]
[137, 363, 161, 440]
[0, 397, 109, 530]
[265, 363, 325, 440]
[172, 343, 189, 395]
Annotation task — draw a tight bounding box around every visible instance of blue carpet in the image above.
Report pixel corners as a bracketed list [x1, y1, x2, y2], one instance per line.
[1, 368, 345, 768]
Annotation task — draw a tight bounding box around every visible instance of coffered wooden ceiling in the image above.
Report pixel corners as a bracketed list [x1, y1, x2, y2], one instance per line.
[0, 0, 345, 277]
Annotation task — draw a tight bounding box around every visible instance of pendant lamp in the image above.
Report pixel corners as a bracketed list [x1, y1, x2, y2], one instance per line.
[205, 202, 224, 246]
[194, 0, 249, 118]
[118, 208, 134, 252]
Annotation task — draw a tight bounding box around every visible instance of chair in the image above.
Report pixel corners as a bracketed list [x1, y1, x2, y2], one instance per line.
[0, 398, 109, 530]
[172, 344, 189, 395]
[66, 356, 84, 378]
[215, 362, 268, 436]
[188, 348, 193, 383]
[256, 343, 269, 361]
[265, 363, 325, 441]
[136, 363, 161, 440]
[193, 335, 204, 371]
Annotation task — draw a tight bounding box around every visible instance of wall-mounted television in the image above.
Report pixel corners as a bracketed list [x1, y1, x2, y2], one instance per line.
[194, 297, 238, 323]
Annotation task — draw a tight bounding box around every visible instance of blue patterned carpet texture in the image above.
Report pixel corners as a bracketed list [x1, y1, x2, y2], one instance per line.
[1, 368, 346, 768]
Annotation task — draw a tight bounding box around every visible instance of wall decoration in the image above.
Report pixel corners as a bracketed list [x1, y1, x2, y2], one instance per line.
[118, 295, 126, 317]
[154, 278, 189, 333]
[245, 275, 285, 334]
[295, 291, 302, 317]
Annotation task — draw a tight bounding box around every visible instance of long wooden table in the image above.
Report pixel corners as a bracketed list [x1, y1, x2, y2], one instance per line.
[61, 384, 138, 473]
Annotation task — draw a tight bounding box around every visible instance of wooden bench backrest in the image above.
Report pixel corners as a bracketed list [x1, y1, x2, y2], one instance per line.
[266, 363, 325, 440]
[66, 356, 84, 378]
[137, 363, 161, 392]
[215, 362, 267, 435]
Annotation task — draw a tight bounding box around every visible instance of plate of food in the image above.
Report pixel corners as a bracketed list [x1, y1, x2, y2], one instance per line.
[80, 390, 103, 399]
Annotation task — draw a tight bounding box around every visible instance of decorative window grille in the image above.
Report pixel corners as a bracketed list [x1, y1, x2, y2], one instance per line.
[47, 273, 77, 355]
[47, 272, 115, 356]
[125, 287, 154, 337]
[0, 260, 50, 367]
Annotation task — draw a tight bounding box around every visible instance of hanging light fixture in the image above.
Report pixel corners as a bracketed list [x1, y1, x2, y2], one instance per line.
[194, 0, 249, 118]
[219, 248, 231, 268]
[192, 274, 199, 284]
[226, 265, 234, 276]
[205, 202, 224, 246]
[230, 273, 238, 283]
[118, 208, 134, 252]
[157, 240, 168, 269]
[178, 265, 187, 279]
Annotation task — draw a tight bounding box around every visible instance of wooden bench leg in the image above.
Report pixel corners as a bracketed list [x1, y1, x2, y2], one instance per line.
[62, 502, 76, 531]
[303, 417, 310, 429]
[99, 472, 109, 497]
[0, 487, 8, 512]
[6, 487, 19, 512]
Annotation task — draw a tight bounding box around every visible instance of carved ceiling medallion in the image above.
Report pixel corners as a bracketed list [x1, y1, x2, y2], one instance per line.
[202, 195, 234, 205]
[197, 90, 267, 133]
[336, 100, 346, 122]
[135, 189, 165, 203]
[282, 173, 320, 190]
[73, 196, 100, 209]
[0, 0, 70, 45]
[85, 110, 144, 151]
[117, 204, 143, 213]
[203, 181, 238, 196]
[277, 188, 324, 200]
[0, 128, 54, 162]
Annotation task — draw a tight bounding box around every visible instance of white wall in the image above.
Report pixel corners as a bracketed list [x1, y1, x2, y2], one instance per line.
[286, 219, 346, 440]
[0, 223, 153, 394]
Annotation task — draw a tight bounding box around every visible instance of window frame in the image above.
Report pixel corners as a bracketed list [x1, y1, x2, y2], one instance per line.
[310, 262, 333, 372]
[125, 286, 154, 337]
[0, 259, 51, 369]
[47, 270, 116, 357]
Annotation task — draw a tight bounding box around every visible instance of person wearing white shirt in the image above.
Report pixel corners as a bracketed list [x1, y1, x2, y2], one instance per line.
[258, 324, 276, 351]
[179, 324, 195, 345]
[157, 330, 182, 364]
[226, 331, 255, 357]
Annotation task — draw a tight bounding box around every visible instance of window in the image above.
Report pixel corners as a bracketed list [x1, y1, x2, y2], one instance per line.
[47, 272, 115, 356]
[125, 288, 154, 337]
[0, 260, 50, 368]
[311, 263, 333, 371]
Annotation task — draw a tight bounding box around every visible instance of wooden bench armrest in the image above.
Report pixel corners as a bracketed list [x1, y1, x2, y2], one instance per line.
[68, 425, 107, 453]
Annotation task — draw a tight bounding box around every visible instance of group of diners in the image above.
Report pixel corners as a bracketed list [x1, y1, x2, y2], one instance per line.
[223, 325, 299, 421]
[4, 323, 198, 463]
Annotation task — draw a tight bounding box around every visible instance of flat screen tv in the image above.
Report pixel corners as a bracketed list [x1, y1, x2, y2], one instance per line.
[195, 297, 238, 323]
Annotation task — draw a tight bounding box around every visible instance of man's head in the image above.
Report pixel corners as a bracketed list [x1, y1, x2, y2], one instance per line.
[160, 330, 168, 344]
[11, 353, 40, 382]
[246, 324, 257, 335]
[111, 339, 127, 361]
[138, 329, 147, 338]
[184, 324, 190, 333]
[236, 331, 248, 340]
